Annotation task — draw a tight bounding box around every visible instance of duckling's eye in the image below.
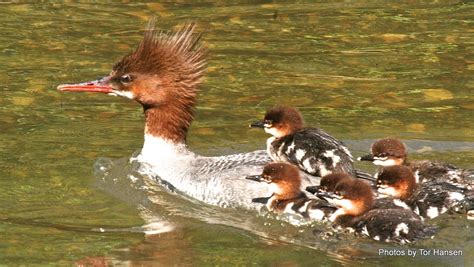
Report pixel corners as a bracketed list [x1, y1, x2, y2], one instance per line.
[264, 120, 273, 127]
[120, 74, 133, 84]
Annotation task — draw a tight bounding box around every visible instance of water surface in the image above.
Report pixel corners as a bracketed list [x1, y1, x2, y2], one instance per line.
[0, 1, 473, 265]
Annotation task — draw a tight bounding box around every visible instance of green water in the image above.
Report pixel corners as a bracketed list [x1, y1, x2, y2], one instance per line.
[1, 1, 473, 265]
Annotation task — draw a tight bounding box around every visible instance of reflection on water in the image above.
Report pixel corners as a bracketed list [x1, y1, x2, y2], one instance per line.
[0, 1, 473, 265]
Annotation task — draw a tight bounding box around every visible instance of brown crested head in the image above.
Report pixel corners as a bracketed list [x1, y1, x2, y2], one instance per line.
[371, 138, 407, 160]
[333, 179, 374, 216]
[376, 165, 416, 200]
[58, 20, 206, 143]
[261, 106, 304, 137]
[112, 20, 206, 105]
[261, 162, 302, 199]
[319, 173, 354, 193]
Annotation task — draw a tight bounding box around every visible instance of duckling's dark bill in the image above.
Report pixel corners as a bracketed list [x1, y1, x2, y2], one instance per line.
[57, 78, 113, 93]
[358, 154, 375, 161]
[305, 185, 320, 194]
[316, 191, 338, 201]
[251, 196, 271, 204]
[245, 175, 264, 182]
[249, 121, 265, 128]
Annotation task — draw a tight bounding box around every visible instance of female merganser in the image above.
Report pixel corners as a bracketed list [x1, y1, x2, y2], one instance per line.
[376, 165, 473, 219]
[250, 106, 355, 177]
[319, 178, 436, 243]
[245, 162, 335, 221]
[359, 138, 473, 186]
[57, 21, 320, 210]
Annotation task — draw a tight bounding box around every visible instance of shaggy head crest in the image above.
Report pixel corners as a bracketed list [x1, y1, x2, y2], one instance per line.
[113, 19, 206, 88]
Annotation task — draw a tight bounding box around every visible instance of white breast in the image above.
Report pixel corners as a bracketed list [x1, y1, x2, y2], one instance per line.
[137, 134, 276, 210]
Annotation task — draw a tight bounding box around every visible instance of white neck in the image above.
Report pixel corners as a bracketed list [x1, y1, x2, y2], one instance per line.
[138, 133, 193, 164]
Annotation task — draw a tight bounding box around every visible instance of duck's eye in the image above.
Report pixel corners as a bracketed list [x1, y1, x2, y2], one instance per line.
[120, 74, 132, 84]
[263, 120, 273, 127]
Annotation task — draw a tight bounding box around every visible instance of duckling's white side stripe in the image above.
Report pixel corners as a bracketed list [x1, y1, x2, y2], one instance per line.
[393, 199, 410, 210]
[426, 207, 439, 219]
[295, 149, 305, 161]
[394, 223, 409, 237]
[323, 149, 341, 168]
[308, 209, 325, 221]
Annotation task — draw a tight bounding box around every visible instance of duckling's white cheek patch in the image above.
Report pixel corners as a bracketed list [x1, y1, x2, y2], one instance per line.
[334, 199, 354, 211]
[269, 183, 282, 195]
[373, 158, 396, 166]
[264, 127, 277, 136]
[378, 187, 397, 197]
[264, 127, 285, 138]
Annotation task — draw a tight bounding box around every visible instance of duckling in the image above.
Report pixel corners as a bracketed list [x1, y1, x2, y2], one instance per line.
[246, 162, 335, 221]
[250, 106, 355, 177]
[376, 165, 473, 219]
[319, 178, 436, 244]
[359, 138, 473, 187]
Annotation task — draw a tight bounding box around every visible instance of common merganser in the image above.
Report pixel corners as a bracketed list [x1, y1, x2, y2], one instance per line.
[376, 165, 473, 219]
[306, 172, 398, 211]
[319, 178, 436, 244]
[245, 162, 335, 221]
[358, 138, 473, 187]
[250, 106, 356, 177]
[305, 172, 353, 195]
[57, 21, 320, 210]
